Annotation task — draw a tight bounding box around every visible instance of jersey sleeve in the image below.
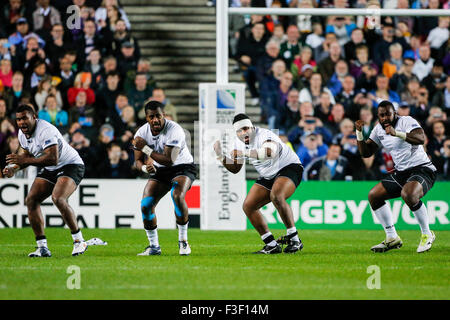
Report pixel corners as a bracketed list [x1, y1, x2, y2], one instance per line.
[369, 126, 382, 147]
[402, 116, 422, 133]
[165, 125, 185, 148]
[134, 125, 146, 139]
[38, 127, 58, 149]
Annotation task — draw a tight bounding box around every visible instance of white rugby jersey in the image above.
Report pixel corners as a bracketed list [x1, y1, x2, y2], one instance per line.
[234, 127, 301, 179]
[18, 119, 84, 171]
[369, 116, 436, 172]
[134, 119, 193, 168]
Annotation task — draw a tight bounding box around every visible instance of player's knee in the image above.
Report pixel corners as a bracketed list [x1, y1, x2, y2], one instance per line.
[401, 189, 419, 207]
[368, 189, 381, 208]
[141, 197, 156, 221]
[170, 189, 185, 204]
[242, 201, 252, 214]
[270, 192, 284, 207]
[51, 196, 67, 208]
[25, 195, 39, 209]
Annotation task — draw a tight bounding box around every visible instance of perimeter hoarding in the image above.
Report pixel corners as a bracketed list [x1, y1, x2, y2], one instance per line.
[250, 181, 450, 230]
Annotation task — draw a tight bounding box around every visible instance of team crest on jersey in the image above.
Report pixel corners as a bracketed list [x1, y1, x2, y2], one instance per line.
[44, 139, 52, 145]
[171, 140, 178, 144]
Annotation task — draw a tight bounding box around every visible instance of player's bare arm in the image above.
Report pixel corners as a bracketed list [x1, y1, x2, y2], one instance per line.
[355, 120, 379, 158]
[5, 145, 58, 176]
[384, 126, 425, 145]
[133, 148, 156, 174]
[133, 136, 180, 167]
[213, 140, 243, 174]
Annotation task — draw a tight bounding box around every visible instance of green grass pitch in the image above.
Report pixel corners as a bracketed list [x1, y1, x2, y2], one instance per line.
[0, 228, 449, 300]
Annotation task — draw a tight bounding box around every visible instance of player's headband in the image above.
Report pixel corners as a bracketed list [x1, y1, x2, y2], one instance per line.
[233, 119, 253, 132]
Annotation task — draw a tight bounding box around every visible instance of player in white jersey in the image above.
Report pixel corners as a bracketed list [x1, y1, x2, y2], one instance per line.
[356, 100, 437, 253]
[214, 114, 304, 254]
[132, 100, 196, 256]
[2, 104, 88, 257]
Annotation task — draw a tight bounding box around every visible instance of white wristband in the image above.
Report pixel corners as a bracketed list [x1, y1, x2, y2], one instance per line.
[395, 131, 407, 140]
[6, 164, 19, 172]
[141, 165, 148, 173]
[356, 130, 364, 141]
[142, 145, 153, 157]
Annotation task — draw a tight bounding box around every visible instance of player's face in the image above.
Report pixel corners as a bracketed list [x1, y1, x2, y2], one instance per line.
[377, 106, 395, 129]
[236, 126, 255, 144]
[146, 108, 165, 132]
[16, 111, 36, 136]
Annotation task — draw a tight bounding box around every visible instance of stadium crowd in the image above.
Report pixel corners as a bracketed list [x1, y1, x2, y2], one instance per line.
[230, 0, 450, 181]
[0, 0, 449, 181]
[0, 0, 177, 179]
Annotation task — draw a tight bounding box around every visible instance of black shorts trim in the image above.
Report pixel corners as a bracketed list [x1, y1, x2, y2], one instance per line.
[151, 163, 197, 187]
[36, 164, 85, 186]
[381, 165, 436, 197]
[255, 163, 303, 191]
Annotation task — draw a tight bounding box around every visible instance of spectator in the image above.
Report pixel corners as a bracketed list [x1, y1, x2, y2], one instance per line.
[98, 55, 118, 87]
[305, 22, 324, 50]
[118, 105, 137, 136]
[372, 22, 410, 69]
[117, 41, 139, 78]
[431, 76, 450, 116]
[344, 28, 365, 62]
[389, 57, 416, 93]
[368, 74, 400, 108]
[413, 85, 431, 124]
[38, 94, 68, 128]
[93, 123, 115, 165]
[123, 58, 156, 93]
[75, 19, 112, 67]
[415, 0, 440, 37]
[359, 105, 375, 140]
[317, 41, 342, 83]
[32, 0, 61, 41]
[262, 70, 293, 130]
[288, 114, 333, 149]
[397, 101, 412, 116]
[8, 17, 31, 48]
[422, 61, 447, 99]
[2, 71, 27, 114]
[296, 132, 329, 168]
[269, 23, 287, 47]
[280, 25, 302, 69]
[400, 76, 421, 107]
[95, 0, 131, 31]
[425, 106, 447, 129]
[325, 103, 346, 135]
[291, 46, 316, 85]
[0, 59, 13, 89]
[1, 0, 30, 36]
[427, 16, 449, 60]
[278, 88, 301, 135]
[303, 144, 350, 181]
[349, 44, 378, 80]
[295, 0, 319, 36]
[255, 40, 280, 83]
[327, 59, 349, 96]
[325, 16, 356, 46]
[34, 75, 63, 110]
[111, 19, 140, 58]
[107, 92, 129, 131]
[314, 32, 338, 63]
[432, 137, 450, 180]
[68, 90, 96, 138]
[395, 0, 414, 32]
[236, 22, 269, 103]
[427, 120, 447, 158]
[299, 72, 335, 106]
[27, 59, 48, 90]
[412, 44, 435, 81]
[315, 91, 334, 123]
[45, 23, 73, 73]
[336, 75, 358, 120]
[96, 71, 120, 123]
[382, 42, 403, 79]
[98, 141, 132, 178]
[83, 48, 103, 91]
[67, 72, 96, 107]
[229, 0, 251, 57]
[69, 128, 96, 178]
[127, 72, 153, 117]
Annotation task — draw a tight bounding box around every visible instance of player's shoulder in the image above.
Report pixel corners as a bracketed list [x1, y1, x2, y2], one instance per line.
[36, 119, 57, 136]
[398, 115, 421, 127]
[135, 122, 150, 135]
[165, 119, 183, 131]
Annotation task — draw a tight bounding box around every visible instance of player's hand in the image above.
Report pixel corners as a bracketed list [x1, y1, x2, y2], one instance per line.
[385, 125, 396, 136]
[355, 120, 364, 131]
[6, 154, 27, 166]
[2, 166, 16, 178]
[132, 137, 147, 151]
[213, 140, 222, 157]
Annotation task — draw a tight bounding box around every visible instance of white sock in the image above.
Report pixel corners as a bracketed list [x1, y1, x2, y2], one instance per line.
[261, 232, 277, 247]
[287, 227, 299, 242]
[36, 238, 48, 248]
[145, 228, 159, 247]
[177, 222, 188, 242]
[412, 202, 432, 236]
[71, 230, 84, 242]
[374, 203, 398, 239]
